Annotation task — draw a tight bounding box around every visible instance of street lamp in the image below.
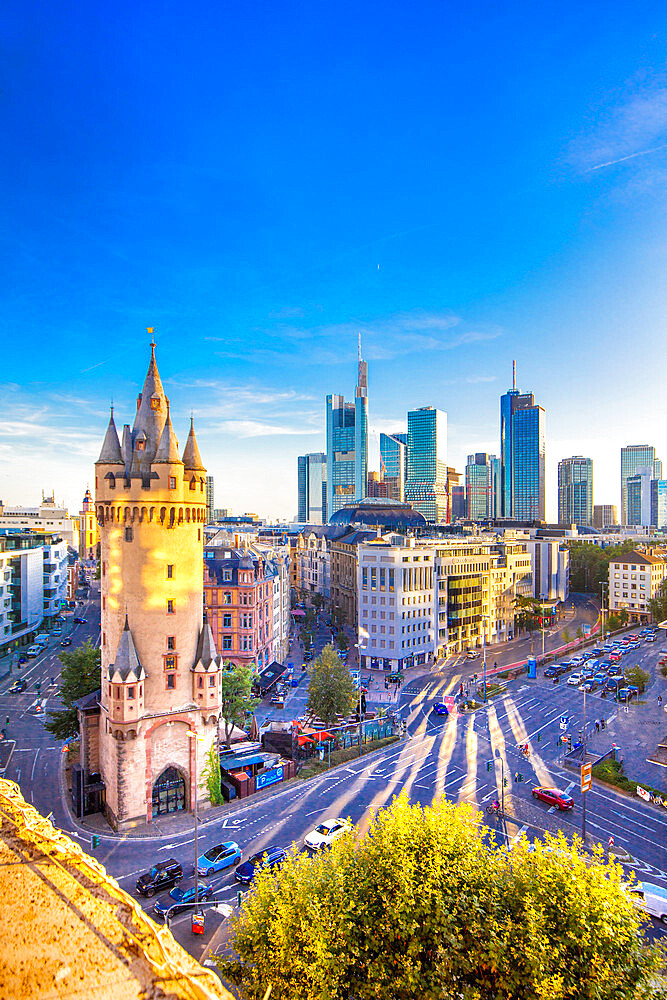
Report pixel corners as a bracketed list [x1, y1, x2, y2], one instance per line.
[494, 747, 505, 816]
[187, 729, 206, 907]
[481, 614, 490, 703]
[356, 626, 370, 757]
[600, 582, 608, 643]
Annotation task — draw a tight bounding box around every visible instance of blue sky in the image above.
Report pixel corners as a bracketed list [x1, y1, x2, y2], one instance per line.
[2, 2, 667, 519]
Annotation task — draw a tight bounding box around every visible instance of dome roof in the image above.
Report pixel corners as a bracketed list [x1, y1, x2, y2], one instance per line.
[329, 497, 427, 530]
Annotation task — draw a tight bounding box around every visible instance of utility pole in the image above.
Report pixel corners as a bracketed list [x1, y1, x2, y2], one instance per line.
[187, 730, 204, 907]
[495, 747, 505, 815]
[482, 623, 488, 703]
[581, 685, 587, 842]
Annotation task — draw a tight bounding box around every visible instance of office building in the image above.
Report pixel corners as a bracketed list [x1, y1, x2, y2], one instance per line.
[490, 455, 501, 517]
[499, 365, 545, 520]
[608, 549, 667, 622]
[621, 446, 662, 525]
[451, 485, 466, 521]
[205, 476, 215, 522]
[651, 480, 667, 530]
[465, 453, 493, 520]
[627, 468, 653, 527]
[380, 432, 408, 501]
[593, 505, 618, 529]
[325, 342, 368, 518]
[405, 407, 448, 523]
[0, 532, 68, 658]
[297, 452, 327, 523]
[92, 345, 220, 830]
[557, 456, 593, 526]
[0, 494, 79, 550]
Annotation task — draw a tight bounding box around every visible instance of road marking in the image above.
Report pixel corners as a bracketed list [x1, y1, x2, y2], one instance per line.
[548, 782, 575, 813]
[30, 749, 39, 782]
[511, 824, 529, 844]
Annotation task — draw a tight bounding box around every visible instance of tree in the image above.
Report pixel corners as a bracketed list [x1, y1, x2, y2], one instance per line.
[561, 627, 572, 644]
[648, 579, 667, 624]
[312, 593, 324, 611]
[336, 629, 349, 652]
[576, 625, 584, 640]
[201, 743, 223, 805]
[625, 666, 651, 693]
[219, 665, 259, 747]
[219, 794, 662, 1000]
[307, 644, 356, 726]
[567, 539, 636, 594]
[44, 640, 101, 741]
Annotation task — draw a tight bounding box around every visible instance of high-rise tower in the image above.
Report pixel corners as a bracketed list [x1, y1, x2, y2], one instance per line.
[499, 364, 545, 520]
[94, 344, 221, 830]
[405, 406, 448, 523]
[326, 339, 369, 518]
[78, 488, 99, 560]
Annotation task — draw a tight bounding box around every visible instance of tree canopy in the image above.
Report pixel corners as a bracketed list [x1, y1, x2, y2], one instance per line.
[567, 540, 636, 595]
[220, 794, 663, 1000]
[649, 579, 667, 625]
[44, 640, 101, 741]
[307, 643, 356, 726]
[219, 664, 259, 747]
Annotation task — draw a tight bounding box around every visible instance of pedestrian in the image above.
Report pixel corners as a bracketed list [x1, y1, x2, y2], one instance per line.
[459, 682, 464, 697]
[659, 695, 663, 708]
[4, 715, 8, 727]
[595, 719, 600, 733]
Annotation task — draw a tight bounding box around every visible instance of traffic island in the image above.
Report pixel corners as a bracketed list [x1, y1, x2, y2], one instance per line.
[297, 735, 402, 779]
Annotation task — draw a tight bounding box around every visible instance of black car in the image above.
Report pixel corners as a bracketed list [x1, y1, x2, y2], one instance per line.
[72, 617, 87, 625]
[136, 858, 183, 897]
[544, 665, 563, 678]
[153, 878, 212, 916]
[8, 679, 26, 693]
[18, 655, 28, 665]
[60, 638, 72, 647]
[235, 846, 287, 885]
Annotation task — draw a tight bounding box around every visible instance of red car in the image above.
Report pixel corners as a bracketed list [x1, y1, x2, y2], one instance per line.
[532, 787, 574, 811]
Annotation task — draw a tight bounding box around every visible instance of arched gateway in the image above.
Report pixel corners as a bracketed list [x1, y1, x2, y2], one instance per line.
[152, 766, 186, 817]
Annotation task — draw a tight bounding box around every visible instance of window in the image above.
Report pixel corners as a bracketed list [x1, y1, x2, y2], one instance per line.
[166, 674, 175, 689]
[167, 636, 175, 650]
[164, 655, 176, 669]
[209, 675, 216, 687]
[167, 564, 173, 579]
[223, 614, 232, 628]
[222, 636, 232, 650]
[128, 686, 135, 699]
[223, 592, 232, 605]
[167, 599, 175, 614]
[125, 527, 133, 542]
[223, 569, 232, 582]
[169, 477, 176, 489]
[197, 675, 204, 688]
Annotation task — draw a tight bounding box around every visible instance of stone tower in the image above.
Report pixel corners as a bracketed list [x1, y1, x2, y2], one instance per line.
[78, 488, 99, 560]
[94, 345, 222, 830]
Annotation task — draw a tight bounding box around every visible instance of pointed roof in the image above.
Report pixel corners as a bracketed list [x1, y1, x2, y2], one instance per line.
[107, 615, 145, 682]
[96, 408, 123, 465]
[131, 344, 168, 474]
[182, 418, 205, 471]
[153, 405, 182, 464]
[193, 615, 220, 672]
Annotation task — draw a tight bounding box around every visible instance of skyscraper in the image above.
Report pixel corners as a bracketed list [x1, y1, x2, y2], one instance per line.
[651, 480, 667, 529]
[326, 340, 368, 518]
[380, 432, 408, 501]
[620, 445, 661, 525]
[626, 468, 653, 527]
[557, 456, 593, 526]
[297, 452, 327, 523]
[593, 504, 617, 529]
[500, 364, 545, 520]
[465, 453, 493, 520]
[205, 475, 215, 522]
[490, 454, 501, 518]
[405, 406, 448, 523]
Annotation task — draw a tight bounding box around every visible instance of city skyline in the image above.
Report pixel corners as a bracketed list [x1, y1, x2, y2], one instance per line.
[3, 4, 667, 520]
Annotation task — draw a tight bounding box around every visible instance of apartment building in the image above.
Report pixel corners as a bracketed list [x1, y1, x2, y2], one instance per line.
[330, 529, 378, 627]
[294, 527, 341, 600]
[0, 532, 68, 658]
[608, 549, 667, 622]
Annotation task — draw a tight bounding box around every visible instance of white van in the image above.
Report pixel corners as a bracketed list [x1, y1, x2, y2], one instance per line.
[629, 883, 667, 924]
[35, 634, 49, 648]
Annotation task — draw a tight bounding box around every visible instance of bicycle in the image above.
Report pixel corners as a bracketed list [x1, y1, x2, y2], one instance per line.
[486, 804, 503, 817]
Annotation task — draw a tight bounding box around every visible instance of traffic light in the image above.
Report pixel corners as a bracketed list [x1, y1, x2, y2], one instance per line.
[518, 773, 524, 783]
[91, 834, 100, 849]
[36, 681, 41, 694]
[537, 733, 541, 743]
[486, 760, 492, 772]
[514, 772, 519, 783]
[503, 777, 507, 787]
[567, 735, 572, 752]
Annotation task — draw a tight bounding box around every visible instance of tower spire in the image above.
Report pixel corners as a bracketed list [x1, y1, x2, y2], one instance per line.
[512, 359, 516, 391]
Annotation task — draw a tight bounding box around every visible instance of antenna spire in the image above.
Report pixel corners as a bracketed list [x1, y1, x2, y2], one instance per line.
[512, 359, 516, 391]
[358, 332, 362, 362]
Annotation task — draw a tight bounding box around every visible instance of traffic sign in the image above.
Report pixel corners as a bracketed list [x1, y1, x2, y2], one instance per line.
[581, 762, 592, 793]
[560, 715, 568, 730]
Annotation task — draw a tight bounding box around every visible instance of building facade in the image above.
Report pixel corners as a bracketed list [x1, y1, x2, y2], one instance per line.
[0, 495, 79, 550]
[451, 485, 466, 521]
[593, 504, 618, 529]
[295, 527, 337, 600]
[0, 533, 68, 658]
[465, 453, 493, 520]
[357, 536, 435, 670]
[524, 538, 569, 602]
[557, 456, 593, 526]
[379, 432, 408, 502]
[608, 549, 667, 621]
[94, 347, 220, 830]
[500, 374, 545, 520]
[297, 452, 327, 524]
[78, 489, 99, 560]
[651, 480, 667, 530]
[621, 446, 662, 525]
[205, 476, 215, 522]
[405, 406, 448, 523]
[329, 529, 377, 627]
[326, 347, 368, 518]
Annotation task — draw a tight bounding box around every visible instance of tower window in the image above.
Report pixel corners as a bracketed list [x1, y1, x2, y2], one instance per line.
[128, 686, 135, 699]
[164, 654, 176, 669]
[169, 477, 176, 489]
[167, 636, 175, 650]
[125, 527, 133, 542]
[166, 674, 175, 690]
[167, 599, 175, 614]
[167, 564, 174, 579]
[197, 676, 204, 688]
[209, 675, 215, 687]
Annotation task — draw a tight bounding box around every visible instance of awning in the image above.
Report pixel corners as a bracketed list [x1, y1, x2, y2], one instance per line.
[255, 660, 288, 693]
[291, 609, 306, 617]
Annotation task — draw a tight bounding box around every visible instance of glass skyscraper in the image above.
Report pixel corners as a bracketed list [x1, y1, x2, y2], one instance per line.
[297, 452, 327, 523]
[326, 344, 368, 518]
[405, 406, 448, 523]
[380, 432, 408, 501]
[620, 445, 661, 525]
[511, 405, 545, 521]
[465, 453, 493, 520]
[651, 480, 667, 529]
[500, 388, 537, 517]
[557, 456, 593, 526]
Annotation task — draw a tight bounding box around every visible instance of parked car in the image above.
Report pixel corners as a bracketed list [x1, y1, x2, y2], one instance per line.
[235, 847, 287, 884]
[627, 684, 640, 699]
[26, 645, 40, 657]
[153, 878, 212, 916]
[136, 858, 183, 897]
[599, 658, 612, 669]
[8, 679, 26, 693]
[18, 654, 28, 665]
[304, 817, 352, 851]
[432, 702, 449, 716]
[567, 673, 582, 687]
[569, 655, 585, 666]
[196, 841, 241, 876]
[60, 638, 72, 647]
[532, 787, 574, 810]
[628, 882, 667, 924]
